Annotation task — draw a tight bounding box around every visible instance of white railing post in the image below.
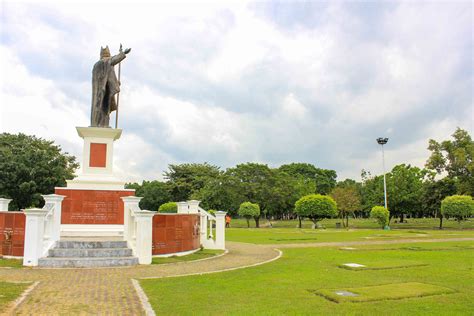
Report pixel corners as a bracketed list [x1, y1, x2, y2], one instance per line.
[200, 212, 208, 245]
[214, 211, 226, 250]
[0, 198, 12, 211]
[121, 196, 142, 241]
[188, 200, 200, 213]
[42, 194, 65, 244]
[177, 202, 188, 214]
[133, 210, 154, 264]
[23, 208, 48, 266]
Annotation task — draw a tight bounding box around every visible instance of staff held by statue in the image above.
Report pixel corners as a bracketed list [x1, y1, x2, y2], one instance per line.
[115, 44, 124, 129]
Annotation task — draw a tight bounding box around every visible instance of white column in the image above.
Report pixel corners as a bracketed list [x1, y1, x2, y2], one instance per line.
[121, 196, 142, 241]
[200, 213, 208, 246]
[23, 208, 47, 266]
[134, 210, 154, 264]
[214, 211, 227, 250]
[177, 201, 188, 214]
[42, 194, 65, 243]
[188, 200, 200, 213]
[0, 198, 12, 211]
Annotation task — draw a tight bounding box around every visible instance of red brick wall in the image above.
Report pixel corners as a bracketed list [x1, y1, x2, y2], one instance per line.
[0, 212, 25, 257]
[152, 214, 200, 255]
[56, 188, 135, 224]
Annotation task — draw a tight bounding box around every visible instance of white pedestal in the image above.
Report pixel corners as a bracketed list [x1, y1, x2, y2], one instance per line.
[66, 127, 126, 190]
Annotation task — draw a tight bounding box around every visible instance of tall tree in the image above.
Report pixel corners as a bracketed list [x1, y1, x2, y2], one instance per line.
[426, 128, 474, 195]
[0, 133, 79, 210]
[330, 186, 361, 227]
[279, 163, 337, 194]
[225, 163, 274, 227]
[422, 177, 457, 229]
[192, 173, 243, 215]
[164, 163, 221, 201]
[386, 164, 426, 223]
[125, 180, 172, 212]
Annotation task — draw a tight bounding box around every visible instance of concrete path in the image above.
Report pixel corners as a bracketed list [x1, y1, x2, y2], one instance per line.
[1, 238, 472, 315]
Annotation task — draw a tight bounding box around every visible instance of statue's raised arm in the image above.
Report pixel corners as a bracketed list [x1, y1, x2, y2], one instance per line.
[90, 45, 131, 127]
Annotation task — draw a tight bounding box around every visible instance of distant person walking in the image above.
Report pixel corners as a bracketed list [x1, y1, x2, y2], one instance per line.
[225, 214, 231, 228]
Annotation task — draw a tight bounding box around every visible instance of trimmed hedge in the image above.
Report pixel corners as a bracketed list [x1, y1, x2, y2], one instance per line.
[294, 194, 338, 226]
[370, 206, 390, 228]
[158, 202, 177, 213]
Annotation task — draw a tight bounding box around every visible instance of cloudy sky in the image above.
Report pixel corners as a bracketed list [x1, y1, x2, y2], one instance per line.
[1, 0, 472, 182]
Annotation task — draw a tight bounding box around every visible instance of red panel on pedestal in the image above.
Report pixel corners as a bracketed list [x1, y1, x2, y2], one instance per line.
[0, 212, 25, 257]
[152, 214, 200, 255]
[89, 143, 107, 167]
[56, 188, 134, 224]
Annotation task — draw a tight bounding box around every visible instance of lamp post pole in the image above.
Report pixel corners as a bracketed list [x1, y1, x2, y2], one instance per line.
[376, 137, 389, 210]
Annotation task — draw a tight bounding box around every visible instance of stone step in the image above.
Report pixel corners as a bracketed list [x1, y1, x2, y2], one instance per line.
[48, 247, 133, 258]
[38, 256, 139, 268]
[56, 241, 128, 249]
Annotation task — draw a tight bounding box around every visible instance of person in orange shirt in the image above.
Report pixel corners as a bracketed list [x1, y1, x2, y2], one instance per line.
[225, 214, 231, 228]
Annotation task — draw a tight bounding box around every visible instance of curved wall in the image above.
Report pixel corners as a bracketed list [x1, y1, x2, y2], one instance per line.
[0, 211, 25, 257]
[152, 214, 200, 255]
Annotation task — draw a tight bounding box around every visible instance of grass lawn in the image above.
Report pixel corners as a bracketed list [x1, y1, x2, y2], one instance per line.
[0, 281, 30, 312]
[152, 249, 224, 264]
[229, 218, 474, 230]
[140, 241, 474, 315]
[225, 226, 474, 244]
[0, 258, 23, 268]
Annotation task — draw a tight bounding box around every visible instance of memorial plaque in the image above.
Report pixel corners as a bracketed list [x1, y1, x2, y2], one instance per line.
[152, 214, 200, 255]
[56, 188, 134, 224]
[0, 212, 25, 257]
[89, 143, 107, 167]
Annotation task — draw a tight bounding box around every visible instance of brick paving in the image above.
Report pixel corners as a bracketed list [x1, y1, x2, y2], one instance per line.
[1, 238, 472, 315]
[0, 242, 278, 315]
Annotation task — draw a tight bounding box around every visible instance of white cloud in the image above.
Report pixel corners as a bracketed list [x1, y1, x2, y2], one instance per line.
[1, 1, 472, 182]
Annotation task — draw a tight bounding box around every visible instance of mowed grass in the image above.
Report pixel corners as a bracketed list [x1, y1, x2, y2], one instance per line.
[314, 282, 455, 303]
[229, 217, 474, 230]
[152, 249, 224, 264]
[140, 241, 474, 315]
[0, 281, 30, 312]
[225, 226, 474, 244]
[0, 258, 23, 268]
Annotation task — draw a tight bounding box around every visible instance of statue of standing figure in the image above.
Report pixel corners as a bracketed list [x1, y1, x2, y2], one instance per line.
[91, 45, 131, 127]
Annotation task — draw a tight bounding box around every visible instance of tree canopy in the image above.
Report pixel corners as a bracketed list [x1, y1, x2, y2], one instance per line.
[294, 194, 337, 227]
[426, 128, 474, 195]
[0, 133, 78, 210]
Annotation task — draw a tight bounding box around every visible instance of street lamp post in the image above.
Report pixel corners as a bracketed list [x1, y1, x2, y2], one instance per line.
[376, 137, 389, 210]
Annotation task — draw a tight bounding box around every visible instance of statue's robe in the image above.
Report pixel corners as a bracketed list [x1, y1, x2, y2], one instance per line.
[91, 52, 126, 127]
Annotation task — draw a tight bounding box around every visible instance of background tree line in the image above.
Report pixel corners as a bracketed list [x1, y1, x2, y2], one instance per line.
[1, 128, 472, 223]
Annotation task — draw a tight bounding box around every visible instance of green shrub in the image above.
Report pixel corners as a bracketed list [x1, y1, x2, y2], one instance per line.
[370, 206, 390, 228]
[441, 195, 474, 222]
[294, 194, 337, 228]
[238, 202, 260, 228]
[158, 202, 177, 213]
[208, 209, 216, 216]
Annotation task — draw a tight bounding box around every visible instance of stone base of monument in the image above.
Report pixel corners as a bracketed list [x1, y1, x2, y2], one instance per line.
[38, 240, 138, 268]
[18, 126, 225, 267]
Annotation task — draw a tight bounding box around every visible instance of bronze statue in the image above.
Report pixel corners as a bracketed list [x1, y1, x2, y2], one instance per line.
[91, 45, 131, 127]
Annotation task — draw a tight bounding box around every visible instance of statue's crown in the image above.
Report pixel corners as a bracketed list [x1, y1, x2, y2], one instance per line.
[100, 46, 111, 58]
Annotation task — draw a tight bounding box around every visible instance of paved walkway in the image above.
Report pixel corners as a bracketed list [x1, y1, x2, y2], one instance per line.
[0, 242, 278, 315]
[1, 238, 473, 315]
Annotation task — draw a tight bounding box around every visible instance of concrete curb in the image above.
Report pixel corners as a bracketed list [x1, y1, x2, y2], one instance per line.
[6, 281, 40, 314]
[131, 279, 156, 316]
[140, 248, 283, 280]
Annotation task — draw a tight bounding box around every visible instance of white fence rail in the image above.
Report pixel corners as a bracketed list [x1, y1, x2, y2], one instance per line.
[122, 196, 154, 264]
[178, 200, 226, 250]
[23, 194, 65, 266]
